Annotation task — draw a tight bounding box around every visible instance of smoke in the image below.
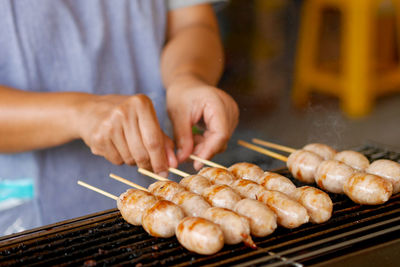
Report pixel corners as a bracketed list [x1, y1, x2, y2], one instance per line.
[304, 102, 347, 149]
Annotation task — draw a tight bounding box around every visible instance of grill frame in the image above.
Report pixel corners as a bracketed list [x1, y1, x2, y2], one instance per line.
[0, 144, 399, 267]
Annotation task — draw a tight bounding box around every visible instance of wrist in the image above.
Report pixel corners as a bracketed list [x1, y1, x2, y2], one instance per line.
[66, 92, 97, 140]
[166, 73, 209, 92]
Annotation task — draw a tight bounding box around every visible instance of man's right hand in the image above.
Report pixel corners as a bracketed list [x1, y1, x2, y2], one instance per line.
[77, 94, 177, 176]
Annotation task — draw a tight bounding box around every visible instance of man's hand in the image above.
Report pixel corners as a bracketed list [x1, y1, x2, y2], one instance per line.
[161, 4, 239, 169]
[167, 77, 239, 170]
[77, 94, 177, 175]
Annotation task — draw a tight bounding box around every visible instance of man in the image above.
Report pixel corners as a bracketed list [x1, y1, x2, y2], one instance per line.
[0, 0, 238, 234]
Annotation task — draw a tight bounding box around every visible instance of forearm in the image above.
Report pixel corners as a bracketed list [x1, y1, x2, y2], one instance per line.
[0, 86, 90, 152]
[161, 5, 224, 88]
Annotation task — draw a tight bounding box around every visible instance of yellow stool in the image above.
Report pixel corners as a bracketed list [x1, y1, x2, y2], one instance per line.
[292, 0, 400, 117]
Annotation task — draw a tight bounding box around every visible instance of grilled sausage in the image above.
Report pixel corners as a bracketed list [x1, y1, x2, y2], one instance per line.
[228, 162, 297, 196]
[142, 200, 185, 237]
[230, 169, 332, 224]
[366, 159, 400, 194]
[257, 190, 309, 228]
[202, 184, 242, 210]
[179, 175, 212, 195]
[334, 150, 369, 171]
[294, 186, 332, 223]
[171, 191, 211, 217]
[230, 179, 265, 199]
[198, 167, 237, 185]
[234, 199, 277, 237]
[315, 160, 355, 194]
[257, 171, 297, 196]
[343, 173, 393, 205]
[181, 173, 276, 238]
[202, 207, 255, 247]
[228, 162, 298, 198]
[117, 189, 158, 226]
[228, 162, 264, 182]
[199, 177, 280, 236]
[229, 169, 332, 224]
[287, 150, 323, 183]
[303, 143, 337, 160]
[148, 181, 186, 201]
[176, 217, 224, 255]
[199, 167, 309, 228]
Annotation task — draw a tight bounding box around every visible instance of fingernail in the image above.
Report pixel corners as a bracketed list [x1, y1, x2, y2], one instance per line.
[177, 149, 184, 161]
[193, 147, 200, 155]
[194, 161, 204, 171]
[168, 154, 178, 168]
[158, 171, 168, 178]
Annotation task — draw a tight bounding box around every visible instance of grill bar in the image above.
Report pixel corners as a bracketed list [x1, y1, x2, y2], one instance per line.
[0, 145, 399, 266]
[0, 209, 120, 245]
[205, 206, 400, 267]
[271, 224, 400, 267]
[234, 215, 400, 267]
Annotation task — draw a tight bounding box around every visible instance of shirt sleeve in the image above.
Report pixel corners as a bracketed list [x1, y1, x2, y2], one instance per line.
[167, 0, 228, 10]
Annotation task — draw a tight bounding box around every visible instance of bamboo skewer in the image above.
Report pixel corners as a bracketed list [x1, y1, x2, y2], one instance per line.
[109, 173, 149, 191]
[188, 156, 227, 169]
[252, 138, 296, 153]
[77, 180, 118, 200]
[189, 155, 227, 169]
[138, 168, 169, 181]
[168, 167, 190, 177]
[238, 140, 288, 162]
[114, 172, 172, 188]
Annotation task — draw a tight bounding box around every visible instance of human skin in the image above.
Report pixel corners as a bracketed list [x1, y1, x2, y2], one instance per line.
[0, 4, 239, 174]
[162, 4, 239, 170]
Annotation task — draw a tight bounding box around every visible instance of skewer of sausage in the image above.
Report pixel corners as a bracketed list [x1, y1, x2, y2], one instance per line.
[190, 158, 332, 224]
[252, 138, 371, 171]
[150, 175, 275, 238]
[228, 162, 332, 223]
[169, 166, 309, 228]
[238, 140, 394, 205]
[136, 171, 276, 239]
[252, 138, 336, 160]
[78, 180, 224, 255]
[248, 140, 375, 194]
[256, 140, 399, 195]
[244, 139, 400, 194]
[139, 169, 242, 211]
[111, 173, 257, 247]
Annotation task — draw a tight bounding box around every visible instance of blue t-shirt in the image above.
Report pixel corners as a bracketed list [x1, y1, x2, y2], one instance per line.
[0, 0, 221, 235]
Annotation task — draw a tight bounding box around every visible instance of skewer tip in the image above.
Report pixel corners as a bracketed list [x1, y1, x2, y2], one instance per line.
[77, 180, 118, 200]
[238, 140, 288, 162]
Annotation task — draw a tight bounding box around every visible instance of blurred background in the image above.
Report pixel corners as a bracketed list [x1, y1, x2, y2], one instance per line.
[206, 0, 400, 170]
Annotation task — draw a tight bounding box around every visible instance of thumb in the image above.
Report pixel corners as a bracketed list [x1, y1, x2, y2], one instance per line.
[193, 132, 228, 170]
[163, 134, 178, 168]
[170, 113, 194, 162]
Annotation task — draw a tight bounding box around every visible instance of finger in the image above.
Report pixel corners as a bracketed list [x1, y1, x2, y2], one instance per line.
[164, 134, 178, 168]
[169, 110, 194, 163]
[193, 132, 229, 170]
[193, 134, 204, 146]
[136, 101, 170, 175]
[124, 113, 152, 171]
[111, 126, 135, 165]
[103, 139, 124, 165]
[192, 142, 205, 170]
[89, 127, 124, 165]
[192, 97, 231, 166]
[192, 111, 230, 169]
[217, 89, 240, 133]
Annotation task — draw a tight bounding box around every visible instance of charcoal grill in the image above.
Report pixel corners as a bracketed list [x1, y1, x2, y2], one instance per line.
[1, 145, 399, 266]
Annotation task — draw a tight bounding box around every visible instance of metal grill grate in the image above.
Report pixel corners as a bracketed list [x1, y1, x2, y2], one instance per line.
[0, 145, 399, 266]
